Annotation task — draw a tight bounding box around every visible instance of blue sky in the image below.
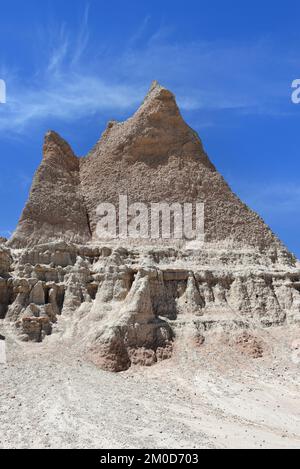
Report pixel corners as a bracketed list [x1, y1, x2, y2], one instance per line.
[0, 0, 299, 256]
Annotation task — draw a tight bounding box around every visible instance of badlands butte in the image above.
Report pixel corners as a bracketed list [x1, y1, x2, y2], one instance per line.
[0, 81, 300, 373]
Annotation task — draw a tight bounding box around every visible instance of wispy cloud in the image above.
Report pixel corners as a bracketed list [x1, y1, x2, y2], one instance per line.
[127, 15, 151, 49]
[0, 75, 144, 133]
[0, 12, 298, 135]
[70, 3, 91, 67]
[47, 24, 70, 74]
[116, 36, 297, 113]
[232, 181, 300, 214]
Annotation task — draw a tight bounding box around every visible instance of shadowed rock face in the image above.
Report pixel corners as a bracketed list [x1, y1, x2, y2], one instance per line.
[9, 82, 288, 256]
[2, 82, 299, 372]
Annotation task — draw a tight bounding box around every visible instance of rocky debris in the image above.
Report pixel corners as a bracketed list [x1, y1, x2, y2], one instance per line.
[16, 303, 53, 342]
[231, 331, 264, 358]
[1, 82, 299, 371]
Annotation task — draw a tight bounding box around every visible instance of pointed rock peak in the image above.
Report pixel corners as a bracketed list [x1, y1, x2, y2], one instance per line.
[43, 130, 77, 162]
[142, 80, 176, 107]
[131, 80, 183, 128]
[148, 79, 167, 93]
[149, 79, 160, 91]
[44, 130, 67, 146]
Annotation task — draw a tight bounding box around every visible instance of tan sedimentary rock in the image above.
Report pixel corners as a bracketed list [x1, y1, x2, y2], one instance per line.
[9, 131, 91, 248]
[80, 82, 286, 255]
[10, 81, 291, 258]
[1, 82, 299, 371]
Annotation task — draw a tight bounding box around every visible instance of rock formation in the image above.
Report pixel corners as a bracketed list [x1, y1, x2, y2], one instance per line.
[10, 131, 91, 248]
[9, 82, 290, 255]
[1, 81, 299, 371]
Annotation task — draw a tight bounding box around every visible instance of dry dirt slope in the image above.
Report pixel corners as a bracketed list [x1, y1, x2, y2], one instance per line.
[1, 321, 300, 449]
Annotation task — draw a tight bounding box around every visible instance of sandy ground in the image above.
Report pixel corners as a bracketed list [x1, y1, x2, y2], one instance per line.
[0, 321, 300, 449]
